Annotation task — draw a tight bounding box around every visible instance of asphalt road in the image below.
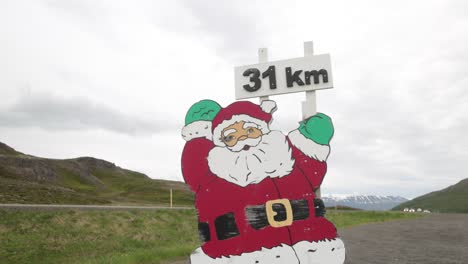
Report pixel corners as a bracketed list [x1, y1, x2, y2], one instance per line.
[0, 203, 194, 210]
[170, 213, 468, 264]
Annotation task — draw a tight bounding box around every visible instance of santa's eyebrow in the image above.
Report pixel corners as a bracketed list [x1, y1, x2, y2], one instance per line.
[243, 122, 259, 129]
[223, 129, 236, 136]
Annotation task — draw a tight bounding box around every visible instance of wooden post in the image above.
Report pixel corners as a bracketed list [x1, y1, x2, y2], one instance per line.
[170, 189, 173, 208]
[303, 41, 320, 199]
[258, 48, 269, 103]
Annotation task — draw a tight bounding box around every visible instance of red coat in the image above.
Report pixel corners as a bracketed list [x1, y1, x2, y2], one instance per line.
[181, 136, 338, 258]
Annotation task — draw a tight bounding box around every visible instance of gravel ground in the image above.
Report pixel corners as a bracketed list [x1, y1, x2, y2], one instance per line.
[170, 213, 468, 264]
[341, 213, 468, 264]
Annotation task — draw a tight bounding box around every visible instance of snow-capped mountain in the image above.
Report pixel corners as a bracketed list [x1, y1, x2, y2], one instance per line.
[322, 194, 408, 211]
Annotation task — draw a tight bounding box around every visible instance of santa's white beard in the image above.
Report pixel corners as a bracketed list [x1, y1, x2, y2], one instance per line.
[208, 130, 295, 187]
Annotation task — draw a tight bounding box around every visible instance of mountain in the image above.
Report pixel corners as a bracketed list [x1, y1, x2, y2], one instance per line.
[0, 141, 193, 205]
[0, 142, 24, 156]
[393, 178, 468, 213]
[322, 194, 408, 211]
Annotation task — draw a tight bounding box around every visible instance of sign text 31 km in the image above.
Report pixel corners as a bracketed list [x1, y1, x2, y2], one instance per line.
[234, 54, 333, 100]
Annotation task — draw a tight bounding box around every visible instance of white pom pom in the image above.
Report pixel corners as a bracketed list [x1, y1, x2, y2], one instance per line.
[260, 100, 277, 114]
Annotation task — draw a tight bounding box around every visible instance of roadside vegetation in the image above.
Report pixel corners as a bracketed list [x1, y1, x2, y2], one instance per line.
[0, 209, 422, 264]
[326, 210, 421, 228]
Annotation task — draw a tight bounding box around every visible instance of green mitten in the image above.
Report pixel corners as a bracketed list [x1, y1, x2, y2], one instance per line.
[182, 100, 221, 141]
[185, 100, 221, 126]
[298, 113, 334, 145]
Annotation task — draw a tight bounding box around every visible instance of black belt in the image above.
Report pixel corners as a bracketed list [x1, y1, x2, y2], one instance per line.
[246, 199, 311, 230]
[198, 199, 326, 242]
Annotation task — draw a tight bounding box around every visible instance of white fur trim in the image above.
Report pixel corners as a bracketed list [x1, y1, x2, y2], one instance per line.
[293, 238, 346, 264]
[190, 240, 345, 264]
[288, 129, 330, 162]
[181, 121, 212, 141]
[260, 100, 277, 114]
[213, 114, 270, 146]
[190, 244, 299, 264]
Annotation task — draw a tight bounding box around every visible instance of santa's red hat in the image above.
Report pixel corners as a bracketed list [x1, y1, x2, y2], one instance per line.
[212, 100, 277, 146]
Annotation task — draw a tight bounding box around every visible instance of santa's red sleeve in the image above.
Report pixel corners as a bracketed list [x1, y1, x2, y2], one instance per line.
[181, 137, 217, 192]
[287, 129, 331, 190]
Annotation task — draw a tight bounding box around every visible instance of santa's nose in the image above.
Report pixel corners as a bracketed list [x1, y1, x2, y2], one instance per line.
[237, 135, 248, 141]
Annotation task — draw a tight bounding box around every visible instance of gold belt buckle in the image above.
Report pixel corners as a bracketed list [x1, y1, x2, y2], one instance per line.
[265, 199, 293, 228]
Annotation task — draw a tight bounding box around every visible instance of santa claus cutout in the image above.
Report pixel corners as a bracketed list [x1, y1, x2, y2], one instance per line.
[181, 99, 345, 264]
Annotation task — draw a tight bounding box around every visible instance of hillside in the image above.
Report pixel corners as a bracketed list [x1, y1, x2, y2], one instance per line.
[0, 141, 193, 205]
[393, 178, 468, 213]
[0, 142, 25, 156]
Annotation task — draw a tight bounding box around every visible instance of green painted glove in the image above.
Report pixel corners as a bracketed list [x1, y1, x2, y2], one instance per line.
[298, 113, 334, 145]
[185, 100, 221, 126]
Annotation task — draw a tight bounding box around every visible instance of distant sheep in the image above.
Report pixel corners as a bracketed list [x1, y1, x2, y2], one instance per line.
[409, 208, 415, 213]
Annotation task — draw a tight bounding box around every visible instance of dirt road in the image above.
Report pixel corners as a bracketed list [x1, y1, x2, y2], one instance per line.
[171, 213, 467, 264]
[341, 213, 467, 264]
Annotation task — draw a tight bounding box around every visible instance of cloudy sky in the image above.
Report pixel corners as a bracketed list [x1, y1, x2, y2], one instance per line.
[1, 0, 467, 198]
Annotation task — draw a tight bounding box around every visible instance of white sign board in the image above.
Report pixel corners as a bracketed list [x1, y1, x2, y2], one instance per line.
[234, 54, 333, 100]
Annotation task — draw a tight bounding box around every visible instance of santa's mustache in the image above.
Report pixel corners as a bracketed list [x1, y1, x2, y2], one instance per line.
[208, 130, 295, 186]
[228, 136, 262, 152]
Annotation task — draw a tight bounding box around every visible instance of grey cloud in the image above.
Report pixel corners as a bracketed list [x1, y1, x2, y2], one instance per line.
[322, 49, 468, 197]
[43, 0, 100, 21]
[164, 0, 268, 63]
[0, 91, 176, 135]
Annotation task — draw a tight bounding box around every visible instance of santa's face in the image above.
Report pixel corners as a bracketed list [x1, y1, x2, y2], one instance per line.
[220, 121, 263, 152]
[208, 129, 295, 187]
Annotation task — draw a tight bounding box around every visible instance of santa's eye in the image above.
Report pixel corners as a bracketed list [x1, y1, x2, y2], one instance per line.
[247, 128, 254, 134]
[223, 135, 235, 142]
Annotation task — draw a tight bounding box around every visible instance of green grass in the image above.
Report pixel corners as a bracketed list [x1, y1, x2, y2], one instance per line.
[90, 169, 194, 206]
[0, 209, 422, 264]
[326, 205, 361, 211]
[60, 168, 97, 192]
[327, 210, 422, 228]
[0, 209, 199, 264]
[0, 177, 108, 205]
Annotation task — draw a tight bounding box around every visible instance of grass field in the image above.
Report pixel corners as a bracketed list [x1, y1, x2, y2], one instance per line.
[0, 209, 422, 264]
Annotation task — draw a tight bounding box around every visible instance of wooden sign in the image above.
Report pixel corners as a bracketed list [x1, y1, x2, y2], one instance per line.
[181, 42, 344, 264]
[235, 54, 333, 100]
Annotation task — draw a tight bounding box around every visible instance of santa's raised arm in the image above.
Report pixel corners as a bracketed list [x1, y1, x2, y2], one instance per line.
[181, 99, 334, 193]
[181, 100, 221, 192]
[287, 110, 334, 190]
